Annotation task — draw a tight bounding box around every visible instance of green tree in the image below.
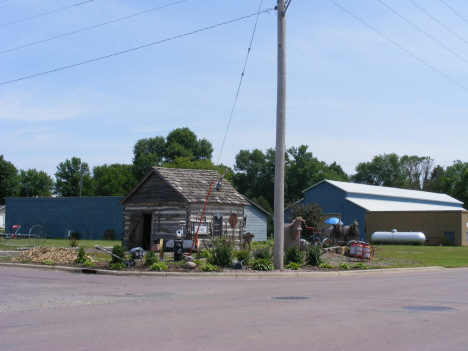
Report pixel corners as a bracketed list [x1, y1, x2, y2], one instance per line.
[285, 145, 348, 203]
[442, 161, 468, 209]
[132, 128, 213, 179]
[400, 155, 434, 190]
[165, 127, 213, 162]
[55, 157, 94, 196]
[162, 157, 216, 170]
[424, 165, 445, 192]
[132, 136, 166, 179]
[19, 169, 54, 197]
[0, 155, 20, 204]
[324, 161, 349, 182]
[233, 145, 349, 209]
[93, 164, 137, 196]
[287, 201, 324, 231]
[233, 148, 276, 207]
[351, 153, 405, 187]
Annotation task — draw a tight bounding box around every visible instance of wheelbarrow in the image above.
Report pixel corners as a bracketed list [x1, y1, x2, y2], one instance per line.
[95, 245, 135, 267]
[233, 244, 273, 270]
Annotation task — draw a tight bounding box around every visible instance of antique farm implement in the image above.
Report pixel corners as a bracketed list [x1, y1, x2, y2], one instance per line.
[343, 240, 374, 262]
[0, 224, 46, 247]
[95, 245, 135, 267]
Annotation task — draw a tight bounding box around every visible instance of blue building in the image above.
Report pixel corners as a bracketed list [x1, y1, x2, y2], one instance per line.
[285, 180, 467, 245]
[244, 199, 271, 242]
[5, 197, 124, 239]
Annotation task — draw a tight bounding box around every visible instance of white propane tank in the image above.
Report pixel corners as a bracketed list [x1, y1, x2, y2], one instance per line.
[371, 230, 426, 245]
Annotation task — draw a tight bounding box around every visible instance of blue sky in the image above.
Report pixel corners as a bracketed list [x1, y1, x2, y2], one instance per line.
[1, 0, 467, 179]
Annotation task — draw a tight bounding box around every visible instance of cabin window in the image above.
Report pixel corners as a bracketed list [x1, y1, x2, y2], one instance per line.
[212, 216, 223, 237]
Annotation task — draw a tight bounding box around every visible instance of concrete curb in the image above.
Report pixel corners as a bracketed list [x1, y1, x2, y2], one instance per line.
[0, 262, 456, 278]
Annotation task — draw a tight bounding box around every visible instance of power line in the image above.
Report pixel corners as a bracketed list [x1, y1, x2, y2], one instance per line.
[0, 0, 94, 28]
[1, 0, 189, 55]
[440, 0, 468, 25]
[409, 0, 468, 46]
[217, 1, 266, 165]
[377, 0, 468, 66]
[0, 10, 272, 86]
[329, 0, 468, 92]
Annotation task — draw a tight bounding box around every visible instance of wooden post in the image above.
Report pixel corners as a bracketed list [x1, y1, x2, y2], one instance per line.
[159, 239, 164, 260]
[273, 0, 286, 270]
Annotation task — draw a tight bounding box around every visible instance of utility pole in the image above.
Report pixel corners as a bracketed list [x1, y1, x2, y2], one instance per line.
[273, 0, 286, 270]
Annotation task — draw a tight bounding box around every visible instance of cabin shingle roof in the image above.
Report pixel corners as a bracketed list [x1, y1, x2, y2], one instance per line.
[153, 167, 249, 205]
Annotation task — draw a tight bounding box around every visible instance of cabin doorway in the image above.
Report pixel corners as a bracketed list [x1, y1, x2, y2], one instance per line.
[142, 213, 152, 250]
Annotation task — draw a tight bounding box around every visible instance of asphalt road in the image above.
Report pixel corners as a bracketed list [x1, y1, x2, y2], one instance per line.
[1, 267, 467, 351]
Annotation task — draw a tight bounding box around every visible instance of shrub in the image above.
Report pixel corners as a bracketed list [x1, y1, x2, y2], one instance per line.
[150, 262, 168, 271]
[83, 260, 95, 267]
[251, 258, 274, 271]
[319, 262, 333, 269]
[200, 263, 217, 272]
[285, 262, 301, 270]
[208, 239, 233, 268]
[109, 262, 125, 270]
[353, 262, 369, 270]
[200, 249, 213, 260]
[254, 247, 271, 260]
[338, 262, 350, 270]
[284, 246, 303, 265]
[193, 259, 202, 266]
[69, 231, 80, 247]
[144, 251, 158, 267]
[306, 245, 324, 266]
[234, 249, 251, 265]
[110, 245, 126, 264]
[441, 237, 453, 246]
[75, 247, 90, 264]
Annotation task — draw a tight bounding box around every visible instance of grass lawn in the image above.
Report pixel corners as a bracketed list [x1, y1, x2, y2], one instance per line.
[0, 238, 121, 251]
[248, 240, 468, 268]
[371, 245, 468, 268]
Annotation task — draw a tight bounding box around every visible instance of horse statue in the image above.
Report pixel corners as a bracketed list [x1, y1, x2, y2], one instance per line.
[284, 217, 305, 251]
[342, 220, 359, 242]
[324, 222, 343, 246]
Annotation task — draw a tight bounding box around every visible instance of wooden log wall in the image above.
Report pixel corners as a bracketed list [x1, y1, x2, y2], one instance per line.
[122, 202, 189, 248]
[188, 203, 245, 243]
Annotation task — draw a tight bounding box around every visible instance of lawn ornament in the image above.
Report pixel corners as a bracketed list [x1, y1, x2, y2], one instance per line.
[284, 217, 304, 251]
[129, 247, 145, 260]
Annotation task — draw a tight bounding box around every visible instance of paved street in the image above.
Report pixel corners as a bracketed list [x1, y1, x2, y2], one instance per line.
[1, 266, 467, 351]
